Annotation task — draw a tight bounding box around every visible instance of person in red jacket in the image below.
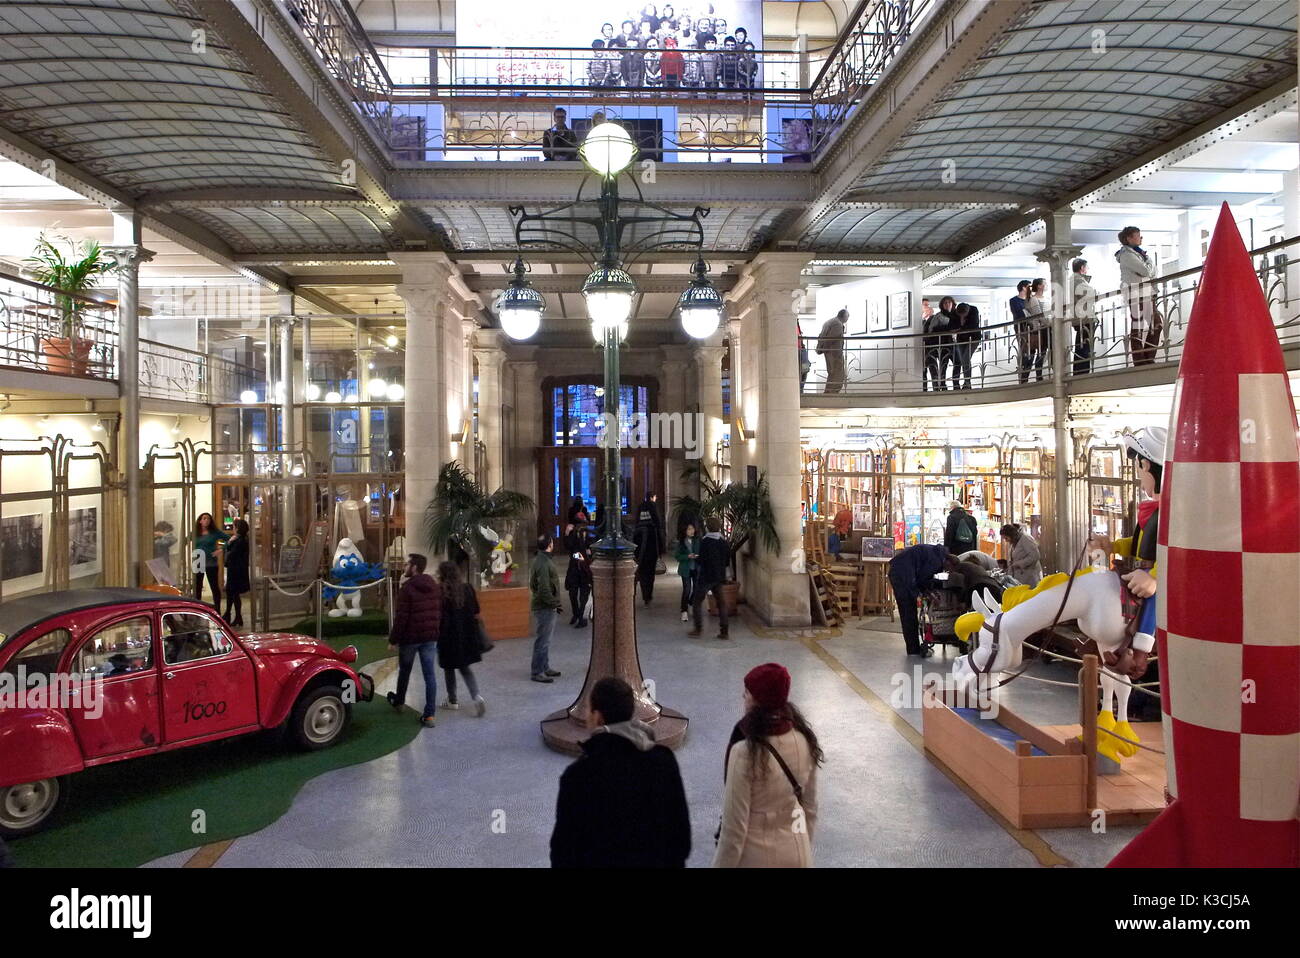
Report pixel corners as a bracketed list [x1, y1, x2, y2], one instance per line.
[387, 553, 443, 727]
[660, 35, 685, 87]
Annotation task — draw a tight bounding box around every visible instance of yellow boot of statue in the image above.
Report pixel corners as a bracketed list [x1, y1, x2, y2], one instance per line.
[1113, 720, 1141, 758]
[1094, 709, 1123, 764]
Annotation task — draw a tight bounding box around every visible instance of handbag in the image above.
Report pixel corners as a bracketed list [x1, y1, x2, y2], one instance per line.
[475, 618, 494, 654]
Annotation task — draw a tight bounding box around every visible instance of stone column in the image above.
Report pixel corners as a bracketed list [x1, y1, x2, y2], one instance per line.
[102, 240, 154, 585]
[459, 318, 477, 474]
[660, 347, 690, 507]
[510, 356, 541, 507]
[276, 313, 299, 539]
[725, 316, 744, 482]
[728, 253, 812, 626]
[1037, 209, 1084, 574]
[693, 335, 726, 481]
[474, 329, 508, 492]
[391, 252, 458, 555]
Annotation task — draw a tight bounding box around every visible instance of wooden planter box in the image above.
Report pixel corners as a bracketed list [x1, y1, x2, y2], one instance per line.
[922, 685, 1089, 829]
[478, 585, 532, 639]
[921, 685, 1165, 828]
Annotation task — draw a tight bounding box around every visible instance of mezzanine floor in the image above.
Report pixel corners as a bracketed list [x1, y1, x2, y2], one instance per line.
[142, 576, 1146, 868]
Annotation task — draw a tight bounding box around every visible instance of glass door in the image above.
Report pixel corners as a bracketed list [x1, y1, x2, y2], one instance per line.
[540, 449, 602, 539]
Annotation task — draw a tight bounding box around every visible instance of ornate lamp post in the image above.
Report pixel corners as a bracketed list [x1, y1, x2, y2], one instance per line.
[497, 122, 723, 753]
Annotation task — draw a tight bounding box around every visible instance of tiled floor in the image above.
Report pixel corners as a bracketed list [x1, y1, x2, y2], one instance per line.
[144, 577, 1147, 868]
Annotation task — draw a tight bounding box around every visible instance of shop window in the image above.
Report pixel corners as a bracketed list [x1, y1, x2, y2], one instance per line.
[161, 612, 233, 665]
[73, 617, 154, 678]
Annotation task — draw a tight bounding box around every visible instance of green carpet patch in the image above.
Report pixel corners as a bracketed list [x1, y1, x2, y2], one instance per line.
[9, 651, 410, 869]
[288, 611, 391, 640]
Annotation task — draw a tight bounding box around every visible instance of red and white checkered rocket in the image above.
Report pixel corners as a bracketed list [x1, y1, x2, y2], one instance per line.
[1110, 204, 1300, 868]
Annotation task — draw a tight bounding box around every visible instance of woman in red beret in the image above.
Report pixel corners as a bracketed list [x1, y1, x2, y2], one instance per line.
[714, 663, 823, 867]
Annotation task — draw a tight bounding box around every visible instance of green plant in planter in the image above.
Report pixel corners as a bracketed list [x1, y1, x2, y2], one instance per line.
[24, 235, 117, 341]
[425, 461, 534, 581]
[672, 462, 780, 582]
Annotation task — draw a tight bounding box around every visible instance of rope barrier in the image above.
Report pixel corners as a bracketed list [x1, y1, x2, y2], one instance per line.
[1097, 723, 1166, 755]
[265, 578, 319, 597]
[1010, 673, 1086, 689]
[265, 574, 390, 597]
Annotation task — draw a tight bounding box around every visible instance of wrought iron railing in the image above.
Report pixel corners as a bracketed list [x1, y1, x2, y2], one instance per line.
[800, 236, 1300, 396]
[0, 270, 118, 380]
[284, 0, 936, 162]
[137, 339, 259, 405]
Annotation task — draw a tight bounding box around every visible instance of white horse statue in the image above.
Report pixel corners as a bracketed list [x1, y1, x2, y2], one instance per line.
[952, 569, 1153, 764]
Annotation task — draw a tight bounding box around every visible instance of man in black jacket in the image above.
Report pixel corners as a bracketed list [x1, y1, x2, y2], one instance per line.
[550, 677, 691, 868]
[944, 501, 979, 555]
[688, 516, 730, 638]
[542, 107, 578, 160]
[633, 492, 664, 604]
[888, 543, 957, 656]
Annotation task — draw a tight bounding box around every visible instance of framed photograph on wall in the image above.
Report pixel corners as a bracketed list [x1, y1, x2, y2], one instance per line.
[1, 513, 44, 581]
[890, 291, 912, 329]
[866, 298, 887, 333]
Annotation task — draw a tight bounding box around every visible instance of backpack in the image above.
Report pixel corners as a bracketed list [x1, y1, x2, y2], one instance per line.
[956, 514, 976, 544]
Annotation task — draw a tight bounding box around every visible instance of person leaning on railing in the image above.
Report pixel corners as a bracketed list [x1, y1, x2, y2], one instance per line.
[1071, 258, 1097, 375]
[1021, 278, 1050, 383]
[922, 300, 953, 391]
[1116, 226, 1162, 366]
[951, 302, 981, 390]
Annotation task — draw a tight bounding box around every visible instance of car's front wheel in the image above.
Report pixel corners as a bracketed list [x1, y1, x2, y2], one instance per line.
[288, 685, 350, 750]
[0, 777, 65, 837]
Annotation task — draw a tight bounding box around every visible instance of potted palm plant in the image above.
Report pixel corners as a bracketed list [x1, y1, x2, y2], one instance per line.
[24, 235, 117, 376]
[672, 463, 780, 615]
[425, 460, 534, 579]
[425, 461, 536, 638]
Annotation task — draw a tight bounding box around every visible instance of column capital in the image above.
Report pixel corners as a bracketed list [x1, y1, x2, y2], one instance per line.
[101, 245, 154, 270]
[473, 327, 510, 354]
[390, 250, 477, 304]
[270, 313, 299, 329]
[1035, 245, 1085, 267]
[691, 333, 727, 366]
[395, 282, 446, 315]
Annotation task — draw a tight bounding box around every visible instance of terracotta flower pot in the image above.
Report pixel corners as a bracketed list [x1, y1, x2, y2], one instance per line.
[707, 580, 741, 616]
[40, 336, 93, 376]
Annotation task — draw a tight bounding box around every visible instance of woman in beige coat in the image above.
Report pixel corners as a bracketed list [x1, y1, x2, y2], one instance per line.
[713, 663, 823, 868]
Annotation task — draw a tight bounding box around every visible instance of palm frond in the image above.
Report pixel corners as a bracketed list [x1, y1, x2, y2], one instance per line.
[424, 461, 534, 574]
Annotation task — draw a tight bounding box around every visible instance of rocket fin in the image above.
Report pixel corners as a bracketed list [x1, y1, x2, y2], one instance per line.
[1110, 799, 1300, 868]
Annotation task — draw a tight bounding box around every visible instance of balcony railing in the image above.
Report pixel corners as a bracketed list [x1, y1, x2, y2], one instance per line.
[285, 0, 936, 162]
[799, 236, 1300, 397]
[139, 339, 259, 405]
[0, 271, 118, 381]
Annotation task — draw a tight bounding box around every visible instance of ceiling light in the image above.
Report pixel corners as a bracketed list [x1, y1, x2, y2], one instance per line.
[367, 378, 388, 399]
[386, 383, 405, 401]
[305, 383, 321, 401]
[497, 256, 545, 341]
[239, 389, 258, 404]
[678, 257, 725, 339]
[580, 122, 637, 177]
[582, 264, 636, 337]
[386, 335, 398, 347]
[325, 390, 342, 404]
